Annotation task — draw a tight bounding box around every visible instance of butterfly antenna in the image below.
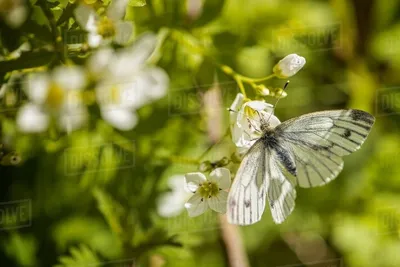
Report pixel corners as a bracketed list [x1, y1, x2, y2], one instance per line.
[266, 80, 290, 124]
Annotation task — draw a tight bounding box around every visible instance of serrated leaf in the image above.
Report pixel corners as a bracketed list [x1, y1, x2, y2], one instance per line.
[54, 245, 100, 267]
[93, 188, 124, 236]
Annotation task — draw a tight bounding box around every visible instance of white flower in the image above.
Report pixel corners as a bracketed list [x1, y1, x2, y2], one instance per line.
[74, 0, 134, 48]
[157, 175, 192, 218]
[273, 54, 306, 78]
[0, 0, 27, 28]
[16, 66, 87, 133]
[230, 93, 281, 154]
[184, 168, 231, 217]
[90, 33, 169, 131]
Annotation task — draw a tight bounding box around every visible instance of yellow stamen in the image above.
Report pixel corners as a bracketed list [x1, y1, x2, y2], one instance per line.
[97, 17, 116, 38]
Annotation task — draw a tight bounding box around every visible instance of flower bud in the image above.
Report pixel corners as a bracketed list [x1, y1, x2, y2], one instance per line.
[273, 54, 306, 78]
[255, 84, 270, 96]
[199, 161, 212, 172]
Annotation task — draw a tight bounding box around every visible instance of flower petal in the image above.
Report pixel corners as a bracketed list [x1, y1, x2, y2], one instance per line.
[106, 0, 129, 20]
[136, 67, 169, 101]
[245, 100, 273, 113]
[157, 175, 192, 217]
[109, 33, 157, 78]
[167, 175, 186, 190]
[114, 21, 134, 45]
[17, 104, 49, 133]
[74, 4, 98, 32]
[229, 93, 244, 125]
[273, 54, 306, 78]
[209, 168, 231, 190]
[157, 192, 186, 218]
[184, 193, 208, 217]
[267, 113, 281, 128]
[208, 191, 228, 214]
[101, 107, 138, 131]
[5, 5, 27, 28]
[88, 33, 103, 48]
[25, 73, 50, 104]
[127, 32, 157, 66]
[53, 66, 85, 91]
[184, 172, 206, 193]
[59, 104, 87, 132]
[87, 48, 114, 75]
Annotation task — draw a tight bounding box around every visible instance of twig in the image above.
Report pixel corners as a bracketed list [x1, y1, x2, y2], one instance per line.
[37, 0, 66, 63]
[219, 215, 250, 267]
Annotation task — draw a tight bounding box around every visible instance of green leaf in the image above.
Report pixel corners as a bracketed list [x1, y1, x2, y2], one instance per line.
[192, 0, 226, 27]
[0, 51, 55, 72]
[129, 0, 146, 6]
[3, 233, 38, 267]
[93, 188, 124, 237]
[31, 6, 50, 26]
[54, 245, 100, 267]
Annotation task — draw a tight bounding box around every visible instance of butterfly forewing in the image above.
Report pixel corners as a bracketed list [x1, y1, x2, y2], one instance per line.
[275, 109, 375, 187]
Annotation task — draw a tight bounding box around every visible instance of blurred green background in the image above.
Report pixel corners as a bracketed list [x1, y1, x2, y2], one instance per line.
[1, 0, 400, 266]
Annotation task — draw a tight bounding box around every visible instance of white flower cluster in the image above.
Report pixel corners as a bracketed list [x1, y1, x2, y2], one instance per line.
[16, 32, 168, 133]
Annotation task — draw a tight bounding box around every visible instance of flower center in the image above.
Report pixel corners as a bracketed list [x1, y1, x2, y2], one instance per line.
[46, 83, 65, 110]
[244, 105, 257, 118]
[97, 17, 116, 38]
[110, 86, 120, 104]
[198, 181, 220, 198]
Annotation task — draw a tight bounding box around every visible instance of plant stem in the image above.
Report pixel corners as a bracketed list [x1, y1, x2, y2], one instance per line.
[38, 0, 66, 63]
[239, 73, 276, 83]
[234, 75, 247, 98]
[219, 215, 250, 267]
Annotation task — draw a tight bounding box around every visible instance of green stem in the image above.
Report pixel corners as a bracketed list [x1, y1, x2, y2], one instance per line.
[234, 75, 247, 98]
[239, 73, 276, 83]
[38, 0, 66, 63]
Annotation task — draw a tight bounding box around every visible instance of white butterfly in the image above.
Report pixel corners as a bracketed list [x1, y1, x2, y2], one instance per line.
[227, 109, 375, 225]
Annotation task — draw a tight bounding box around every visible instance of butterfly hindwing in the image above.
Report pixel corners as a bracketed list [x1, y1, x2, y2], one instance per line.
[266, 149, 297, 224]
[275, 109, 375, 187]
[227, 141, 267, 225]
[227, 140, 297, 225]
